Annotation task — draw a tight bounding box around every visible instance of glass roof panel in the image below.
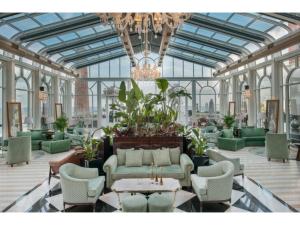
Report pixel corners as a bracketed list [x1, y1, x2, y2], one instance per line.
[248, 20, 273, 32]
[188, 42, 203, 49]
[41, 37, 61, 46]
[93, 24, 112, 33]
[174, 38, 189, 45]
[196, 27, 214, 38]
[49, 54, 62, 61]
[12, 18, 40, 31]
[1, 13, 25, 21]
[267, 26, 289, 39]
[180, 23, 197, 33]
[215, 50, 230, 56]
[202, 46, 216, 52]
[0, 24, 19, 38]
[212, 33, 231, 42]
[228, 14, 254, 26]
[104, 37, 119, 45]
[229, 38, 247, 46]
[58, 32, 78, 41]
[28, 42, 45, 52]
[207, 13, 232, 21]
[34, 14, 61, 25]
[89, 41, 105, 48]
[58, 13, 84, 20]
[245, 43, 259, 52]
[61, 49, 76, 56]
[76, 27, 95, 37]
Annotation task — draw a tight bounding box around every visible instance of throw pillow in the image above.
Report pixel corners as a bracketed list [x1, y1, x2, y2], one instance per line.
[223, 129, 234, 138]
[53, 132, 64, 141]
[125, 150, 143, 167]
[152, 149, 171, 166]
[117, 148, 134, 166]
[164, 147, 180, 164]
[140, 149, 155, 165]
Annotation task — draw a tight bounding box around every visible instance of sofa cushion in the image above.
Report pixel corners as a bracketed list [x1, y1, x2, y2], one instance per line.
[223, 129, 233, 138]
[125, 150, 143, 167]
[164, 147, 180, 164]
[152, 149, 171, 166]
[88, 176, 105, 197]
[140, 149, 155, 165]
[31, 131, 43, 140]
[243, 136, 265, 141]
[112, 166, 150, 179]
[161, 165, 185, 179]
[117, 148, 134, 166]
[17, 131, 31, 137]
[53, 132, 64, 141]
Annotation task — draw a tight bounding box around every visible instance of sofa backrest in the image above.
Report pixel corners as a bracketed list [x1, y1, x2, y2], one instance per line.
[241, 127, 265, 137]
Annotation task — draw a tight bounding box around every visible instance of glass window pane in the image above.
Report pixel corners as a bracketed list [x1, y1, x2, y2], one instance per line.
[100, 61, 109, 77]
[194, 64, 203, 77]
[180, 23, 197, 33]
[196, 27, 214, 38]
[207, 13, 232, 21]
[162, 56, 173, 77]
[120, 56, 130, 77]
[249, 20, 273, 32]
[41, 37, 62, 46]
[34, 14, 61, 25]
[212, 33, 231, 42]
[184, 61, 193, 77]
[77, 28, 95, 37]
[59, 33, 78, 41]
[174, 58, 183, 77]
[0, 24, 19, 38]
[12, 18, 40, 31]
[203, 67, 212, 77]
[229, 14, 253, 26]
[110, 58, 120, 77]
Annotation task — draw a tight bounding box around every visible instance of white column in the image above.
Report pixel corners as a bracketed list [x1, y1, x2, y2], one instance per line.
[4, 61, 16, 137]
[53, 75, 59, 117]
[271, 59, 283, 132]
[97, 81, 102, 127]
[32, 70, 41, 129]
[65, 79, 72, 121]
[248, 70, 256, 127]
[191, 80, 196, 125]
[219, 79, 226, 115]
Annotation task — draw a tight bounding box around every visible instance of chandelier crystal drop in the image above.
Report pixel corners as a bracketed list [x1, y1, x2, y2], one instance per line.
[98, 13, 190, 38]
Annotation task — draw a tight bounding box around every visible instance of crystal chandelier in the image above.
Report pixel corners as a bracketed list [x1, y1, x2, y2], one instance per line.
[99, 13, 190, 38]
[131, 31, 160, 80]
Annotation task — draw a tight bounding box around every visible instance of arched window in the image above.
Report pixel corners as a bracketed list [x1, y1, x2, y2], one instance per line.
[239, 80, 249, 114]
[15, 67, 32, 131]
[258, 76, 271, 113]
[88, 81, 98, 128]
[41, 74, 53, 118]
[287, 68, 300, 141]
[59, 79, 66, 111]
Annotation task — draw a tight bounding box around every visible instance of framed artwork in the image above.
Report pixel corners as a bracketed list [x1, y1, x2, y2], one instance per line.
[7, 102, 22, 137]
[228, 101, 236, 116]
[266, 99, 279, 133]
[55, 103, 63, 119]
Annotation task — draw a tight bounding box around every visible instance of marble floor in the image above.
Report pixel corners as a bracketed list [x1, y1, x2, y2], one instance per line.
[0, 147, 299, 212]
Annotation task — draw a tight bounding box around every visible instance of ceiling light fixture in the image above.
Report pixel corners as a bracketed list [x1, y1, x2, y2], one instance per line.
[98, 13, 190, 39]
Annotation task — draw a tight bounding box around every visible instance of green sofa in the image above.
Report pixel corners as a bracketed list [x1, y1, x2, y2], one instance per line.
[240, 127, 266, 146]
[41, 132, 71, 154]
[17, 130, 46, 150]
[217, 129, 245, 151]
[65, 133, 85, 147]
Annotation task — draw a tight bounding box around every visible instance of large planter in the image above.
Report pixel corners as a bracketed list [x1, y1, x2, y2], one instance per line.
[80, 158, 104, 176]
[192, 154, 209, 173]
[102, 136, 113, 161]
[183, 136, 193, 157]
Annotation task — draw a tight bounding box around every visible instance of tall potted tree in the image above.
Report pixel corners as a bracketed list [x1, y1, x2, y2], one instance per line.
[188, 128, 209, 170]
[223, 115, 235, 129]
[54, 116, 68, 132]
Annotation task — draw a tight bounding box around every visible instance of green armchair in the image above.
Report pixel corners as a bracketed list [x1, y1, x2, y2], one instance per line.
[17, 130, 46, 150]
[59, 163, 105, 212]
[6, 136, 31, 167]
[217, 129, 245, 151]
[266, 133, 289, 163]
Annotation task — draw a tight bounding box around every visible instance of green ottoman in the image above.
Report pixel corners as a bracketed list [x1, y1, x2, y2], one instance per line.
[217, 137, 245, 151]
[148, 193, 174, 212]
[121, 195, 147, 212]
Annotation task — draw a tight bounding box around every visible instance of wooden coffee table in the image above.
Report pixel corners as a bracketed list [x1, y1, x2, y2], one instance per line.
[111, 178, 181, 210]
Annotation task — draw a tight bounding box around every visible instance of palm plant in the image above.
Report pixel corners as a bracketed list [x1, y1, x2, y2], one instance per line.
[54, 116, 68, 132]
[224, 115, 235, 128]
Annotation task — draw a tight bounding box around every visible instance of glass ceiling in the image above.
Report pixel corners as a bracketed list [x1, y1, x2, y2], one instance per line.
[0, 13, 297, 71]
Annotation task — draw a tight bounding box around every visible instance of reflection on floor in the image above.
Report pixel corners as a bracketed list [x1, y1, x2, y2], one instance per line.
[3, 175, 295, 212]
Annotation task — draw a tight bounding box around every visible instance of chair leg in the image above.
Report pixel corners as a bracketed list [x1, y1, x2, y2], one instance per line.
[48, 167, 52, 185]
[63, 202, 66, 212]
[92, 204, 96, 212]
[199, 201, 203, 212]
[10, 164, 13, 167]
[26, 161, 29, 165]
[283, 159, 285, 163]
[268, 158, 271, 161]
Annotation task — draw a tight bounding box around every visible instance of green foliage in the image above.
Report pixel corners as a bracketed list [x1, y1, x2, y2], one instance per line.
[188, 128, 208, 156]
[83, 137, 103, 161]
[54, 116, 68, 132]
[109, 78, 191, 137]
[224, 115, 235, 128]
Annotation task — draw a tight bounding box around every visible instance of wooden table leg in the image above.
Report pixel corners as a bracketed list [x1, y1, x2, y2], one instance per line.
[296, 146, 300, 161]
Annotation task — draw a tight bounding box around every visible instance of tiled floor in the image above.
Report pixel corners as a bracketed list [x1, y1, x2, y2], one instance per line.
[1, 147, 299, 212]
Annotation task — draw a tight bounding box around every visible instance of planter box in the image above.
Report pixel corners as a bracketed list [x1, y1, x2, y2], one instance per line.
[80, 158, 104, 176]
[192, 155, 209, 173]
[113, 136, 184, 153]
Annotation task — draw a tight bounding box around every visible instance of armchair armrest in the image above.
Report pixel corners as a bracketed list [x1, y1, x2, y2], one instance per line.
[103, 155, 117, 173]
[74, 166, 99, 179]
[180, 154, 194, 172]
[197, 164, 222, 177]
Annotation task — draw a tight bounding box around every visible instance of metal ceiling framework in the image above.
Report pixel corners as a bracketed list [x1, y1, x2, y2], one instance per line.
[0, 13, 298, 75]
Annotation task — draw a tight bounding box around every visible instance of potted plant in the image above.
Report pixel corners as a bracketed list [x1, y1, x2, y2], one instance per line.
[82, 138, 104, 175]
[54, 116, 68, 132]
[188, 128, 209, 170]
[223, 115, 235, 129]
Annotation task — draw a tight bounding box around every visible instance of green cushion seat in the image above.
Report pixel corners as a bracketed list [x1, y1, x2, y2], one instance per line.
[240, 127, 266, 146]
[122, 195, 147, 212]
[217, 137, 245, 151]
[41, 139, 71, 154]
[222, 129, 234, 138]
[148, 193, 174, 212]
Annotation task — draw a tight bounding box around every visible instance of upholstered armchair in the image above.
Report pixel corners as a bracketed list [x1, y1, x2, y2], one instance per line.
[206, 149, 244, 178]
[266, 133, 289, 163]
[6, 136, 31, 167]
[59, 163, 105, 212]
[191, 161, 234, 211]
[202, 126, 220, 144]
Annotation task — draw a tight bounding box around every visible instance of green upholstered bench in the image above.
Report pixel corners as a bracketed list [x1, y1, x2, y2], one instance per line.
[41, 132, 71, 154]
[217, 128, 245, 151]
[240, 127, 266, 146]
